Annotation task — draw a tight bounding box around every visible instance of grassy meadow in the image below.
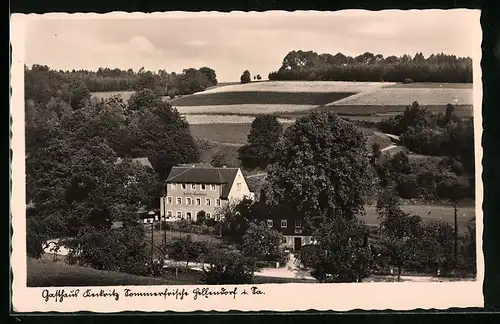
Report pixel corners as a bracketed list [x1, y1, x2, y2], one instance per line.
[171, 91, 356, 106]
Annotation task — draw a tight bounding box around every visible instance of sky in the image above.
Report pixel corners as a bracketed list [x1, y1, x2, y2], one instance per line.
[23, 10, 480, 82]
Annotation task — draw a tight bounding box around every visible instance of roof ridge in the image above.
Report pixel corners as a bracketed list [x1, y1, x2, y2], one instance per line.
[166, 167, 193, 182]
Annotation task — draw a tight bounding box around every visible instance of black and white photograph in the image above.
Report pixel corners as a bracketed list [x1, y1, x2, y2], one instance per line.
[10, 9, 483, 312]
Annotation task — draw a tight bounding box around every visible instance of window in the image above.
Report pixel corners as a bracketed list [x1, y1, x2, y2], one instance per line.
[281, 236, 287, 244]
[167, 196, 172, 205]
[201, 184, 206, 191]
[181, 183, 187, 190]
[205, 198, 211, 206]
[237, 183, 242, 191]
[171, 183, 177, 190]
[210, 184, 216, 191]
[196, 198, 201, 206]
[166, 211, 172, 218]
[191, 184, 196, 190]
[267, 219, 273, 227]
[186, 197, 192, 205]
[186, 212, 192, 220]
[206, 212, 212, 218]
[176, 211, 182, 218]
[216, 199, 221, 206]
[281, 219, 288, 228]
[295, 220, 302, 228]
[176, 197, 182, 205]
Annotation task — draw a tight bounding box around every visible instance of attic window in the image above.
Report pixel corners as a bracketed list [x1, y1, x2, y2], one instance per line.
[201, 184, 206, 191]
[237, 183, 241, 191]
[181, 183, 187, 190]
[210, 184, 216, 191]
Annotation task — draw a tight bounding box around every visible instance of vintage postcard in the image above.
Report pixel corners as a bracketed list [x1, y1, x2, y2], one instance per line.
[10, 9, 484, 313]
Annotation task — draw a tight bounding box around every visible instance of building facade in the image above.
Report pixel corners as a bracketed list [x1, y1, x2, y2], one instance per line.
[160, 165, 254, 222]
[251, 198, 314, 252]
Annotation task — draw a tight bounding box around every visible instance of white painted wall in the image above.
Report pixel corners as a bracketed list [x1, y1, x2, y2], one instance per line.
[227, 169, 253, 203]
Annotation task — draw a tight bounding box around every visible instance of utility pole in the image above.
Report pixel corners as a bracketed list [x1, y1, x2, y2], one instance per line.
[149, 211, 155, 267]
[163, 219, 168, 246]
[454, 203, 458, 265]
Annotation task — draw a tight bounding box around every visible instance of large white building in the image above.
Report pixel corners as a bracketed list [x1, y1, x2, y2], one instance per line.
[159, 165, 254, 222]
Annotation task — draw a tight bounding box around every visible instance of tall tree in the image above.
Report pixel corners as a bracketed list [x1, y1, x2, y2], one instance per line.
[238, 114, 283, 170]
[240, 70, 251, 84]
[265, 111, 373, 225]
[376, 189, 423, 281]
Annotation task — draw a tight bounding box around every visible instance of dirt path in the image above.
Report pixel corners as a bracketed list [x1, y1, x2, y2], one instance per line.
[246, 173, 267, 179]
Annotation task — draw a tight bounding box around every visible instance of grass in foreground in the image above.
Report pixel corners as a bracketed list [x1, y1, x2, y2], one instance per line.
[27, 257, 317, 287]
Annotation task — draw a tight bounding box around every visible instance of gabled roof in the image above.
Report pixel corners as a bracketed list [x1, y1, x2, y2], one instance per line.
[166, 166, 240, 199]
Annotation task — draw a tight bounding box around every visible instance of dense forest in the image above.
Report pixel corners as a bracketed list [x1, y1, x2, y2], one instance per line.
[25, 65, 202, 274]
[25, 64, 218, 101]
[268, 51, 472, 83]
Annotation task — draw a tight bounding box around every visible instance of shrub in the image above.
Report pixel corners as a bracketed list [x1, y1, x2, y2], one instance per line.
[201, 248, 256, 285]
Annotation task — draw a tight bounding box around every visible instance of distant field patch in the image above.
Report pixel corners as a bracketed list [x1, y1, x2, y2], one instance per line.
[176, 104, 318, 115]
[196, 140, 242, 167]
[363, 204, 475, 234]
[185, 114, 293, 125]
[171, 92, 356, 106]
[189, 81, 396, 95]
[189, 124, 252, 144]
[91, 91, 135, 100]
[329, 88, 473, 106]
[319, 104, 473, 118]
[387, 83, 474, 89]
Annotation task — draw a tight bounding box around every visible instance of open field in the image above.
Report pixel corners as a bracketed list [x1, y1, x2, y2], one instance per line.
[363, 204, 475, 233]
[329, 88, 473, 106]
[197, 139, 242, 167]
[190, 123, 251, 144]
[171, 91, 356, 106]
[176, 104, 318, 115]
[387, 82, 473, 89]
[188, 81, 396, 95]
[92, 91, 135, 100]
[318, 104, 474, 118]
[189, 122, 390, 148]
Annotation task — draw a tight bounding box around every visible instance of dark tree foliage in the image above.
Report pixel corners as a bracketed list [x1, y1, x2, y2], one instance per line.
[24, 65, 201, 276]
[202, 248, 256, 285]
[240, 70, 251, 84]
[25, 65, 218, 98]
[265, 111, 373, 225]
[374, 101, 474, 201]
[269, 51, 472, 83]
[237, 114, 283, 170]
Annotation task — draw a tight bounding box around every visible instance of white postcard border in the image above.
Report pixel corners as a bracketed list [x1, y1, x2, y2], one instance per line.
[10, 10, 484, 313]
